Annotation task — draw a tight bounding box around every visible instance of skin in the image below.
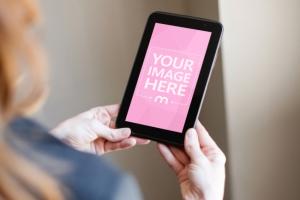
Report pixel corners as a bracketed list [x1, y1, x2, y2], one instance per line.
[157, 120, 226, 200]
[52, 104, 226, 200]
[51, 104, 150, 155]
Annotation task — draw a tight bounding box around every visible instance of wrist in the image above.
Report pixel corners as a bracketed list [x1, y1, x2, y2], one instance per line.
[181, 187, 223, 200]
[51, 123, 69, 140]
[202, 189, 223, 200]
[203, 195, 223, 200]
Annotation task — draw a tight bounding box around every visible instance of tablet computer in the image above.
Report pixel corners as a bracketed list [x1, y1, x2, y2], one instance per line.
[116, 12, 223, 146]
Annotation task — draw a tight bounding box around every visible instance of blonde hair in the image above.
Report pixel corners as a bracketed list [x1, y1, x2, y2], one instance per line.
[0, 0, 63, 199]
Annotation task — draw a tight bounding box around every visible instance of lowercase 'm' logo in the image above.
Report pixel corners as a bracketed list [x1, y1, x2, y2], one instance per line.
[154, 96, 169, 104]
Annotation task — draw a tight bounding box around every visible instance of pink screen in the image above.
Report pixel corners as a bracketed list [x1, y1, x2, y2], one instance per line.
[126, 23, 211, 132]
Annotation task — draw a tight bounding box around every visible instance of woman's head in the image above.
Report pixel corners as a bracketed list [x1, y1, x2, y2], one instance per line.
[0, 0, 47, 122]
[0, 1, 63, 199]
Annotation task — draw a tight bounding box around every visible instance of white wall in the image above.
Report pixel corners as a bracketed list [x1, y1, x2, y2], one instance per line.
[219, 0, 300, 199]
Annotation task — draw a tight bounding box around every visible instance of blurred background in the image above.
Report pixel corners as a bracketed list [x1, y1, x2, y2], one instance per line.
[37, 0, 300, 199]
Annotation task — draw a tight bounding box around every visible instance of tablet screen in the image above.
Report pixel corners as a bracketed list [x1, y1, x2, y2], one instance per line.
[125, 23, 211, 132]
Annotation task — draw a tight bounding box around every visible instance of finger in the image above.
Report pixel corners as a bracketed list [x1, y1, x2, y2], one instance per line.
[169, 146, 189, 165]
[104, 104, 119, 128]
[103, 104, 120, 119]
[109, 120, 116, 129]
[157, 143, 183, 174]
[195, 120, 219, 149]
[86, 105, 119, 127]
[132, 137, 151, 145]
[195, 121, 226, 164]
[184, 128, 206, 165]
[91, 120, 131, 142]
[103, 138, 136, 153]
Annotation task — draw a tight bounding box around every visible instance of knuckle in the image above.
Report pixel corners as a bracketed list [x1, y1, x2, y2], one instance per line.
[186, 143, 194, 153]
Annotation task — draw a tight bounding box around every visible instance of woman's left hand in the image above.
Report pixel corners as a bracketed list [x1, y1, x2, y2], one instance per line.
[51, 104, 150, 155]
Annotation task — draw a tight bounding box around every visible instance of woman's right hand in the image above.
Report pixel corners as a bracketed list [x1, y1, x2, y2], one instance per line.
[157, 120, 226, 200]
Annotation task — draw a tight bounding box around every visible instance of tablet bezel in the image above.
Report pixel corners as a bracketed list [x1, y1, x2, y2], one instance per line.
[116, 11, 223, 146]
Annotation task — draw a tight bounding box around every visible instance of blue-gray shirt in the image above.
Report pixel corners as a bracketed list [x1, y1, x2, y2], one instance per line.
[5, 117, 142, 200]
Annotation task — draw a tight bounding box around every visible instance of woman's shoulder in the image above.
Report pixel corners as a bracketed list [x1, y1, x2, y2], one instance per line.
[5, 117, 142, 200]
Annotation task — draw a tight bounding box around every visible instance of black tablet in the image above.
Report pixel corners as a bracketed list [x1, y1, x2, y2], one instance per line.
[116, 12, 223, 146]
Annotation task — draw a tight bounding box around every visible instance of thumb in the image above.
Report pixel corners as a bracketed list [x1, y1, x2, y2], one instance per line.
[195, 120, 218, 148]
[184, 128, 206, 164]
[90, 119, 131, 142]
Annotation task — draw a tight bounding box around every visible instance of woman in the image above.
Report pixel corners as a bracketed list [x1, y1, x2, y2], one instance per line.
[0, 0, 226, 199]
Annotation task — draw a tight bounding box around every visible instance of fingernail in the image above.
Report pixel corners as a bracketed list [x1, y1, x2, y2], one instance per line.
[144, 140, 151, 144]
[120, 138, 136, 148]
[121, 128, 131, 136]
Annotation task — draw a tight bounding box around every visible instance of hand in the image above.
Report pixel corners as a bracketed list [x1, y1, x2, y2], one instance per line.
[157, 120, 226, 200]
[51, 104, 150, 155]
